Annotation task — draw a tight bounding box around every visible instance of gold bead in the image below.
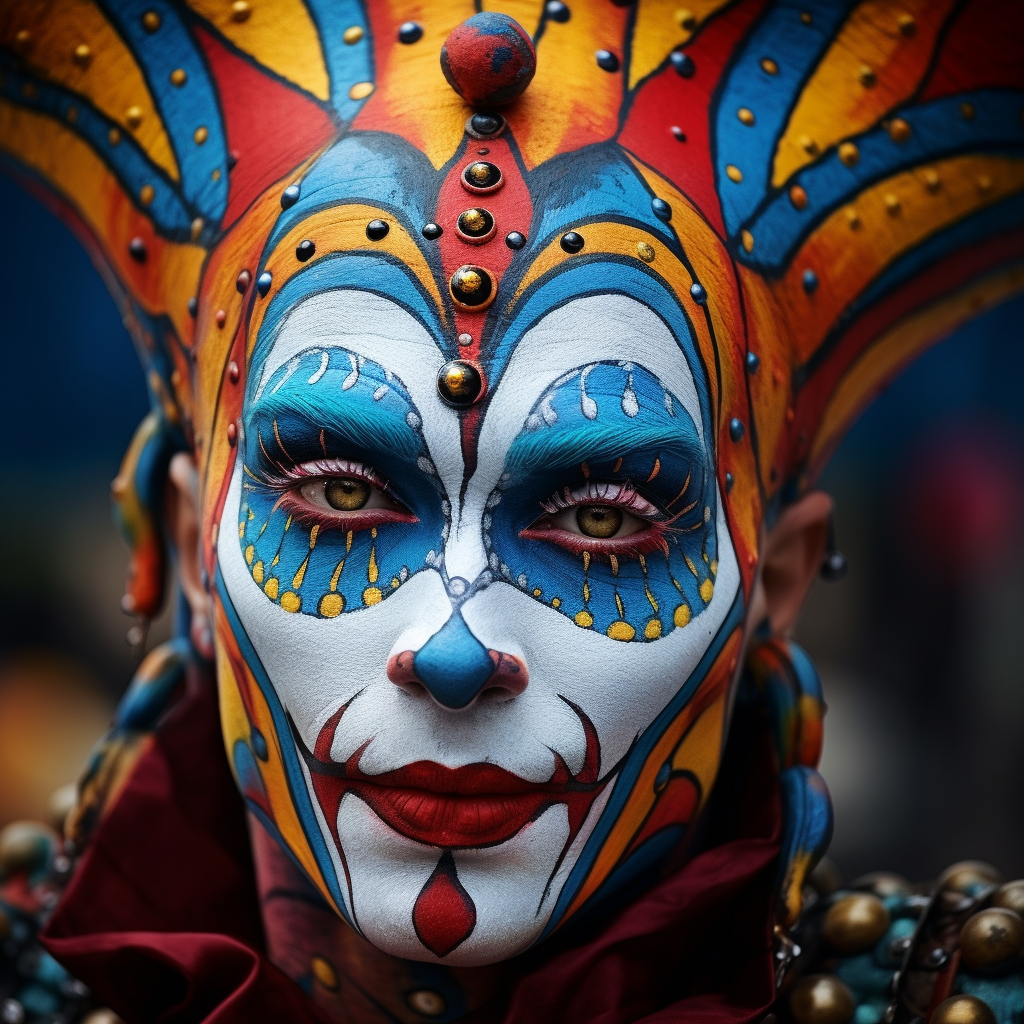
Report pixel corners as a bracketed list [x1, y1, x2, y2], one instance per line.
[407, 989, 446, 1016]
[761, 57, 778, 75]
[349, 81, 374, 100]
[310, 953, 338, 988]
[959, 908, 1024, 972]
[845, 206, 860, 229]
[676, 8, 696, 30]
[343, 25, 363, 44]
[858, 65, 876, 87]
[139, 184, 155, 206]
[993, 880, 1024, 916]
[14, 28, 31, 50]
[888, 118, 911, 143]
[788, 974, 855, 1024]
[73, 43, 92, 67]
[738, 107, 755, 126]
[141, 11, 161, 32]
[170, 68, 187, 86]
[636, 241, 655, 262]
[0, 821, 52, 875]
[725, 164, 743, 183]
[923, 168, 941, 193]
[800, 11, 812, 24]
[231, 0, 252, 22]
[897, 13, 916, 36]
[931, 996, 997, 1024]
[194, 125, 209, 145]
[125, 105, 144, 129]
[741, 229, 754, 252]
[940, 860, 1003, 894]
[789, 185, 807, 210]
[190, 217, 204, 241]
[838, 142, 859, 167]
[884, 193, 900, 215]
[799, 134, 818, 155]
[823, 893, 891, 953]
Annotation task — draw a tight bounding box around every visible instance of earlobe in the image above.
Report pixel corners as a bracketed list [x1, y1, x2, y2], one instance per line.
[166, 453, 214, 659]
[756, 491, 834, 636]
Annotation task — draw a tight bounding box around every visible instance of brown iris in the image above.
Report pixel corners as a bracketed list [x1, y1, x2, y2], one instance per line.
[325, 478, 370, 511]
[576, 505, 622, 538]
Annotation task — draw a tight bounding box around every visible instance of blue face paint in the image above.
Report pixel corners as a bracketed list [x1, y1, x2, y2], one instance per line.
[239, 347, 446, 618]
[486, 362, 718, 642]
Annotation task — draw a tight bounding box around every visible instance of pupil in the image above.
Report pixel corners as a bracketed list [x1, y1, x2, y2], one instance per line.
[576, 505, 623, 539]
[324, 478, 370, 511]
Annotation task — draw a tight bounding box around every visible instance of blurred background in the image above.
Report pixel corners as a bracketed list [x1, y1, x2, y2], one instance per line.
[0, 177, 1021, 883]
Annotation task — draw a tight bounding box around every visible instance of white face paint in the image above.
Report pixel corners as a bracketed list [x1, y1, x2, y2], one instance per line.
[218, 288, 739, 965]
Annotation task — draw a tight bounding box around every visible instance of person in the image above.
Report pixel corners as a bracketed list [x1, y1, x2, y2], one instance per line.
[0, 3, 1022, 1022]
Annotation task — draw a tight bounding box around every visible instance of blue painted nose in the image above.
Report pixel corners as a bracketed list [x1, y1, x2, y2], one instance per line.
[412, 610, 496, 710]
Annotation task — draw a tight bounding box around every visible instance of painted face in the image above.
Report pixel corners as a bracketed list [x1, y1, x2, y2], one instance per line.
[207, 133, 754, 963]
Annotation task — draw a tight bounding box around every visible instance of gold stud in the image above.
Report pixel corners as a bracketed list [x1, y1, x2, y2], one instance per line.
[931, 996, 997, 1024]
[636, 241, 655, 262]
[799, 134, 818, 155]
[838, 142, 859, 166]
[940, 861, 1003, 894]
[789, 975, 855, 1024]
[170, 68, 187, 86]
[993, 880, 1024, 916]
[14, 29, 31, 50]
[73, 43, 92, 67]
[888, 118, 911, 143]
[343, 25, 364, 44]
[310, 955, 338, 990]
[125, 105, 144, 130]
[858, 65, 876, 87]
[738, 107, 755, 126]
[924, 168, 941, 192]
[231, 0, 252, 23]
[960, 101, 976, 120]
[760, 57, 778, 74]
[789, 185, 808, 210]
[212, 168, 221, 180]
[822, 893, 890, 953]
[897, 13, 916, 36]
[141, 11, 161, 32]
[139, 184, 155, 206]
[349, 81, 374, 100]
[959, 908, 1024, 972]
[725, 164, 743, 183]
[676, 8, 696, 30]
[194, 126, 209, 145]
[741, 229, 754, 252]
[884, 193, 900, 215]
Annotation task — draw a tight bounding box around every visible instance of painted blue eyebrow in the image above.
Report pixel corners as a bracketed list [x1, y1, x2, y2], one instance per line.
[506, 421, 704, 476]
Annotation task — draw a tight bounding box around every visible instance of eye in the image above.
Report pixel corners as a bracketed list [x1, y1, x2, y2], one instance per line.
[298, 475, 402, 515]
[550, 504, 646, 540]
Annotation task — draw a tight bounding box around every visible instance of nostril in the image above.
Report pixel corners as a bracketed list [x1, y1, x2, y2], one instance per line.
[386, 650, 424, 697]
[386, 647, 528, 707]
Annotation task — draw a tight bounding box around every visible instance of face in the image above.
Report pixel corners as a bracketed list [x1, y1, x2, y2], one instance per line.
[203, 140, 754, 967]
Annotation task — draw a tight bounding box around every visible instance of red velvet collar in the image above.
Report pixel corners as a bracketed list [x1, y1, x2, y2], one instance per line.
[44, 670, 781, 1024]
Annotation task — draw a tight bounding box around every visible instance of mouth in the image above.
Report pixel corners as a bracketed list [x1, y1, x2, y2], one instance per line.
[292, 701, 609, 849]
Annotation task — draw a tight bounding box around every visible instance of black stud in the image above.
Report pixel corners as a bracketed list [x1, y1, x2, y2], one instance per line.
[671, 51, 695, 78]
[462, 161, 502, 192]
[596, 49, 620, 72]
[746, 351, 760, 373]
[296, 239, 316, 262]
[128, 236, 147, 263]
[227, 149, 239, 170]
[257, 271, 272, 297]
[820, 514, 848, 581]
[652, 197, 672, 222]
[366, 219, 390, 241]
[546, 1, 571, 22]
[505, 231, 526, 250]
[467, 112, 505, 139]
[398, 21, 423, 44]
[690, 282, 707, 303]
[437, 359, 484, 407]
[187, 296, 198, 318]
[456, 207, 495, 243]
[802, 268, 819, 293]
[281, 183, 300, 209]
[671, 125, 687, 142]
[729, 417, 745, 442]
[725, 472, 735, 493]
[449, 265, 495, 309]
[422, 222, 443, 240]
[560, 231, 585, 254]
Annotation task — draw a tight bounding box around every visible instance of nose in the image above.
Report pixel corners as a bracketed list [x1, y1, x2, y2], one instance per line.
[387, 610, 528, 710]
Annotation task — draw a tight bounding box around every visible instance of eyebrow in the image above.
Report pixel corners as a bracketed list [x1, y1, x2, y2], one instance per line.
[504, 420, 706, 477]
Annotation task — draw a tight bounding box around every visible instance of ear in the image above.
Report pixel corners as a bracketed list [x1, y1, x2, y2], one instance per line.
[166, 453, 214, 660]
[747, 491, 834, 636]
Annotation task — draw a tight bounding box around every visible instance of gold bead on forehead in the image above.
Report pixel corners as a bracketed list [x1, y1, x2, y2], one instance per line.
[437, 359, 485, 407]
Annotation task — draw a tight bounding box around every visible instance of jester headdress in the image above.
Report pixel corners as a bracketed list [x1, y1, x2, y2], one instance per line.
[2, 0, 1023, 962]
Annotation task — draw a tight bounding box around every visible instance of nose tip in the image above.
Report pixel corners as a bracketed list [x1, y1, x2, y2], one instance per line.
[387, 612, 528, 710]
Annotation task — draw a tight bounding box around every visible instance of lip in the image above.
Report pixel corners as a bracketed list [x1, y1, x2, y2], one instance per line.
[293, 700, 609, 850]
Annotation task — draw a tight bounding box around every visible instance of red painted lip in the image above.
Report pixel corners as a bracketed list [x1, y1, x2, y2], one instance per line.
[348, 761, 570, 847]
